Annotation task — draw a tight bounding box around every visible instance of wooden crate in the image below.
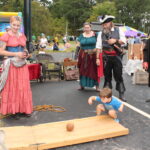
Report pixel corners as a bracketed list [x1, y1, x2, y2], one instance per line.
[0, 115, 129, 150]
[133, 70, 149, 84]
[63, 60, 79, 81]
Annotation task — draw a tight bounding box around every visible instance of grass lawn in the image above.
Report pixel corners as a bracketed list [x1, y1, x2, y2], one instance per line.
[45, 41, 77, 53]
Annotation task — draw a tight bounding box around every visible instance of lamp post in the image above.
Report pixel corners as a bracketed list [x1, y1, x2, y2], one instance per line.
[24, 0, 32, 53]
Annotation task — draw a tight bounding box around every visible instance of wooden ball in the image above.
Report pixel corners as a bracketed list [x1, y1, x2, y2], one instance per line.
[66, 122, 74, 132]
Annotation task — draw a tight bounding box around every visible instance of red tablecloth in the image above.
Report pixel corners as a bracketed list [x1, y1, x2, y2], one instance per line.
[0, 67, 2, 73]
[27, 63, 41, 80]
[0, 63, 41, 80]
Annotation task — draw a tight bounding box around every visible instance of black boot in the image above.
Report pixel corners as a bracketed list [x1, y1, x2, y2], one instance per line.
[116, 82, 125, 92]
[119, 92, 127, 102]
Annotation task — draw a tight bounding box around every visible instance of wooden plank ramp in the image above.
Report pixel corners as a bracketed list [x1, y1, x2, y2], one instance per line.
[0, 115, 129, 150]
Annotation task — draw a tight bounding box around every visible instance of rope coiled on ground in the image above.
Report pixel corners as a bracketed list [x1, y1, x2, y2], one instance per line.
[0, 105, 66, 119]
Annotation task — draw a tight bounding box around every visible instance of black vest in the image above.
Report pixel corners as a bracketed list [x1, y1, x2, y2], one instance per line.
[102, 27, 120, 50]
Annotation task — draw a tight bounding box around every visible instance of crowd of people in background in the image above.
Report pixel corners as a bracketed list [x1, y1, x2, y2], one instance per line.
[31, 34, 77, 53]
[126, 33, 146, 46]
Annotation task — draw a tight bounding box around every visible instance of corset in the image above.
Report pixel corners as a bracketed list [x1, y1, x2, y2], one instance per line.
[6, 46, 24, 52]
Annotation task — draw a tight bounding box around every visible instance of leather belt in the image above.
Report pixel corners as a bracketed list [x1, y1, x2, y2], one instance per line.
[103, 48, 115, 52]
[84, 49, 96, 54]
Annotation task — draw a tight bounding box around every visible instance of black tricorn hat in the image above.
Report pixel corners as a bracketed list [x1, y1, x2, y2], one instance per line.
[98, 15, 115, 25]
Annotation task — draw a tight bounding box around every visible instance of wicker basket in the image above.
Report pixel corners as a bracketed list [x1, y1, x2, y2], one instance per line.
[132, 70, 149, 85]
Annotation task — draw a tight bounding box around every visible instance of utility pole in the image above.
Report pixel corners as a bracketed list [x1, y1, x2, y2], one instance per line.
[24, 0, 32, 53]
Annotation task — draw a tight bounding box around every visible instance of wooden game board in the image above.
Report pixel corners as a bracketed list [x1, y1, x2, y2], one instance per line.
[0, 115, 129, 150]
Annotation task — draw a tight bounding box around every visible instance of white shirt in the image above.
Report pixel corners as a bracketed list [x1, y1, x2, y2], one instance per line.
[63, 36, 67, 42]
[39, 51, 46, 54]
[96, 27, 126, 49]
[40, 38, 48, 47]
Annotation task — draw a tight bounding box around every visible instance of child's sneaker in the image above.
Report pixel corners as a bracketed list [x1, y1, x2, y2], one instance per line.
[114, 118, 120, 123]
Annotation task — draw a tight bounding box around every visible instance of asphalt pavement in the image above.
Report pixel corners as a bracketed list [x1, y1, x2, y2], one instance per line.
[2, 72, 150, 150]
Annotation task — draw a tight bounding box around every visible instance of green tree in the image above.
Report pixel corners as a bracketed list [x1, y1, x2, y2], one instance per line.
[115, 0, 150, 32]
[0, 0, 9, 8]
[49, 0, 94, 34]
[37, 0, 52, 7]
[32, 1, 66, 36]
[0, 0, 23, 12]
[87, 1, 117, 22]
[49, 17, 67, 35]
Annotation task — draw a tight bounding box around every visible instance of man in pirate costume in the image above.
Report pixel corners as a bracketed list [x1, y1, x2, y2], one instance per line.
[143, 37, 150, 102]
[96, 15, 127, 101]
